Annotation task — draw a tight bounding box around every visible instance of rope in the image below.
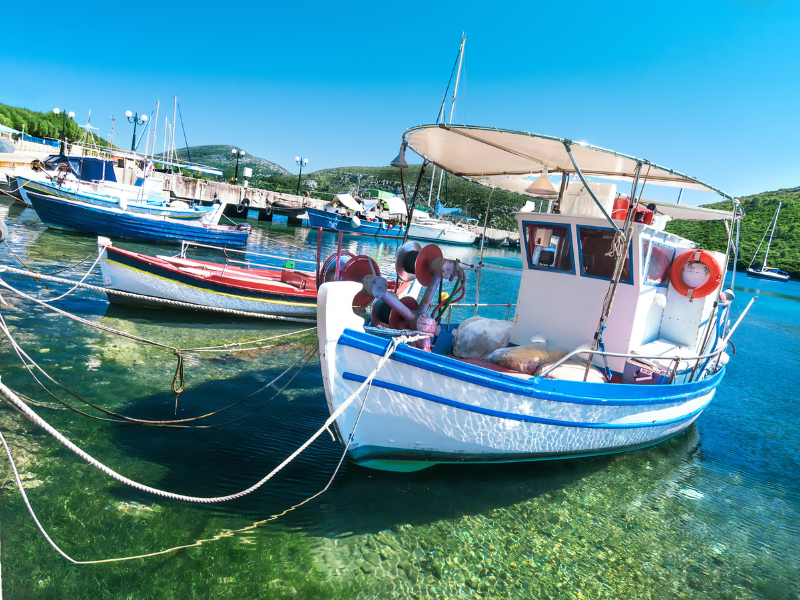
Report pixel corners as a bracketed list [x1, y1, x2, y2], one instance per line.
[0, 313, 316, 427]
[0, 333, 420, 504]
[3, 242, 99, 276]
[0, 269, 316, 323]
[0, 347, 369, 564]
[39, 251, 103, 302]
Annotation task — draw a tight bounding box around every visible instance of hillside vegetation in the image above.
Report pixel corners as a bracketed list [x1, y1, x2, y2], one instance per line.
[665, 187, 800, 277]
[0, 103, 110, 149]
[252, 165, 531, 231]
[175, 145, 290, 179]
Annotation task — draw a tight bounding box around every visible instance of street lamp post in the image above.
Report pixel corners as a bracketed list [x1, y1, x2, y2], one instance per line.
[53, 108, 75, 156]
[356, 173, 363, 197]
[295, 156, 308, 196]
[231, 148, 246, 183]
[125, 110, 149, 152]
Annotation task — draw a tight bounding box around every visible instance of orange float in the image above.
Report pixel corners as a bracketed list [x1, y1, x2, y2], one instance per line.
[669, 249, 722, 300]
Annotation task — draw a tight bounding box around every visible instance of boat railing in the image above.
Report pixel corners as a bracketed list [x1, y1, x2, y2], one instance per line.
[179, 241, 317, 266]
[446, 302, 518, 322]
[540, 296, 756, 382]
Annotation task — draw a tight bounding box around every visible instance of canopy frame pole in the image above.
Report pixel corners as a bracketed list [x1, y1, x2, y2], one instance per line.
[554, 171, 569, 213]
[731, 205, 741, 290]
[562, 141, 620, 233]
[474, 186, 495, 316]
[402, 161, 428, 245]
[689, 199, 739, 382]
[581, 162, 642, 381]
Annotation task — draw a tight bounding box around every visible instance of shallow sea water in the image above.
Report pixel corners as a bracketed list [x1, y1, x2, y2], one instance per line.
[0, 198, 798, 599]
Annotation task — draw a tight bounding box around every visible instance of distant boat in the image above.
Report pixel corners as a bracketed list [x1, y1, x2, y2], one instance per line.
[306, 193, 407, 239]
[17, 176, 250, 248]
[746, 202, 790, 282]
[408, 208, 477, 245]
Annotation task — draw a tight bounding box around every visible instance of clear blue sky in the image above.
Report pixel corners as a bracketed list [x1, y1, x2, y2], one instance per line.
[2, 0, 799, 204]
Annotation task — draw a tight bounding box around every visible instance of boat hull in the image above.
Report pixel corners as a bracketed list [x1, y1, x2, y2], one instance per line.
[746, 268, 789, 282]
[306, 207, 405, 239]
[408, 222, 477, 245]
[99, 245, 317, 317]
[318, 282, 721, 472]
[20, 178, 249, 248]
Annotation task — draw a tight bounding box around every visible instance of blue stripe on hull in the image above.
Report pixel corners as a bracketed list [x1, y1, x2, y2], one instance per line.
[342, 372, 710, 428]
[27, 191, 248, 248]
[338, 329, 723, 406]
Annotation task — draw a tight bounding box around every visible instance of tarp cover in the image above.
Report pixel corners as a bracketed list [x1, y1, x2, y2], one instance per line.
[334, 193, 363, 212]
[381, 196, 408, 215]
[43, 156, 117, 183]
[405, 124, 732, 198]
[362, 198, 379, 212]
[0, 140, 15, 153]
[0, 124, 21, 135]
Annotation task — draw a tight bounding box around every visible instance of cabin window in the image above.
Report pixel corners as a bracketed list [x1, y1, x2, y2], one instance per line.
[642, 241, 675, 288]
[523, 222, 574, 273]
[577, 226, 633, 284]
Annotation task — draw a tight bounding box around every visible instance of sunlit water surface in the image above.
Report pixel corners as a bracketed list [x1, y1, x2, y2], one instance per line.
[0, 199, 798, 599]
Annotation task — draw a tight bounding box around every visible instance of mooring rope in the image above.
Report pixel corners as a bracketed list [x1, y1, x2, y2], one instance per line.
[0, 313, 317, 427]
[0, 334, 419, 504]
[0, 267, 316, 324]
[0, 347, 373, 564]
[3, 242, 100, 276]
[0, 333, 420, 565]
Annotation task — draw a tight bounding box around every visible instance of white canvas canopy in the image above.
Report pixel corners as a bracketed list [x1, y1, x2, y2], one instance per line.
[382, 196, 408, 215]
[404, 124, 733, 199]
[333, 193, 363, 212]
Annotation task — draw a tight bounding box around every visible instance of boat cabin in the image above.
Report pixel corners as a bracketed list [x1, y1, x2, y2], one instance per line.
[511, 204, 724, 377]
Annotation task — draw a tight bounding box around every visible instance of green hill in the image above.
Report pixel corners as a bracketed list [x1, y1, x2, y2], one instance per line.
[175, 145, 290, 180]
[0, 103, 111, 149]
[665, 187, 800, 277]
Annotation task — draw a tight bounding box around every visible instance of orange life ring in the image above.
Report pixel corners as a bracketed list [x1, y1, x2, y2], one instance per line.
[669, 249, 722, 300]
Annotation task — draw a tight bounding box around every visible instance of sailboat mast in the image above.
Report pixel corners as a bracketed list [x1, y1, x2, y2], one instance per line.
[150, 100, 160, 161]
[448, 34, 466, 125]
[433, 35, 466, 207]
[763, 202, 781, 269]
[170, 96, 178, 162]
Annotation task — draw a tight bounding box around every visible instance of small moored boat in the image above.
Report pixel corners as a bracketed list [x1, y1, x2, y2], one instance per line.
[18, 176, 250, 248]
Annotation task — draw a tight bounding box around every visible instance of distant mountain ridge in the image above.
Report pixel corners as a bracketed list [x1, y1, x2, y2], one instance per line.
[175, 145, 290, 178]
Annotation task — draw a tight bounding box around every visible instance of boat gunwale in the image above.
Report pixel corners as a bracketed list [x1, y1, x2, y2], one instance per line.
[336, 328, 724, 406]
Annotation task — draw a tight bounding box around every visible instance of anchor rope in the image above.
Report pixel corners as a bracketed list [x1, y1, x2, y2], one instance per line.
[0, 349, 375, 564]
[0, 266, 316, 324]
[3, 241, 100, 276]
[0, 333, 418, 505]
[0, 313, 317, 427]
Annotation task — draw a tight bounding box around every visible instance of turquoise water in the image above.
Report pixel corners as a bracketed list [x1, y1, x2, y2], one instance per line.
[0, 198, 798, 599]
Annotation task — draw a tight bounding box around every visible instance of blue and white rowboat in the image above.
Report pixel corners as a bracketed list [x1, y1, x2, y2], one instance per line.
[18, 177, 249, 248]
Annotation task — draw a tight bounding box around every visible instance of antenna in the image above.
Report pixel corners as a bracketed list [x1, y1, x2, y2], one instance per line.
[108, 112, 116, 147]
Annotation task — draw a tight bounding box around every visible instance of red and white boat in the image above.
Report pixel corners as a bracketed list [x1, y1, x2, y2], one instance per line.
[97, 237, 411, 319]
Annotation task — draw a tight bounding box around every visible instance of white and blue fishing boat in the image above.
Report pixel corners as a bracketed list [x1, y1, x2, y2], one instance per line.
[317, 124, 749, 472]
[17, 176, 250, 248]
